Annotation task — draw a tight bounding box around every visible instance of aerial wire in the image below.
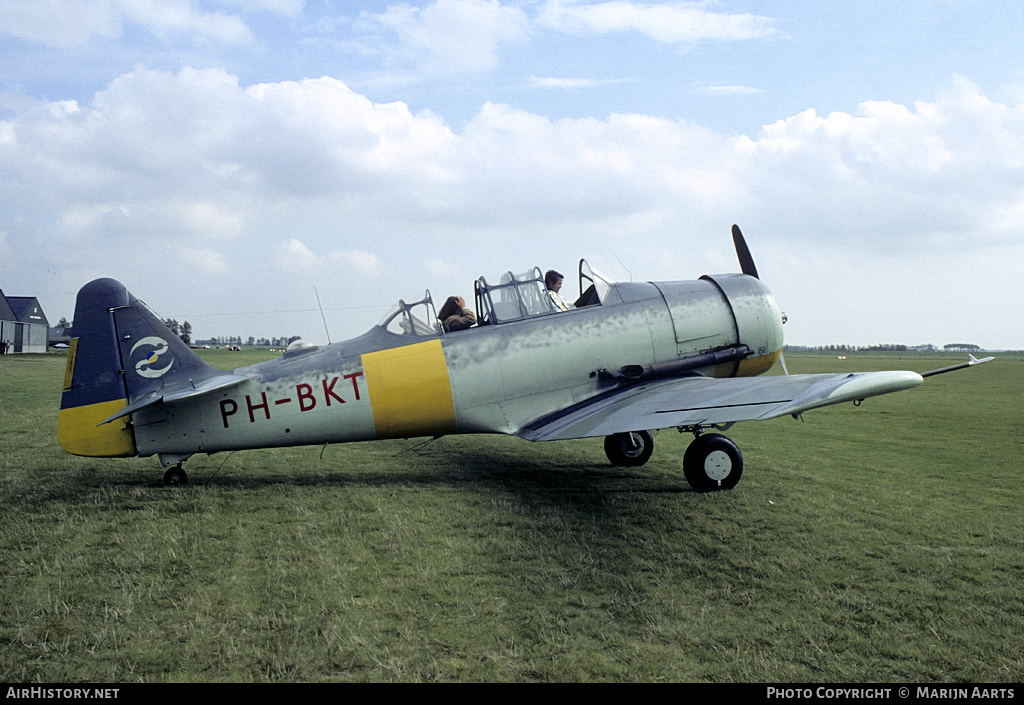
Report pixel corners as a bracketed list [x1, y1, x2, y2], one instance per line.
[314, 286, 332, 344]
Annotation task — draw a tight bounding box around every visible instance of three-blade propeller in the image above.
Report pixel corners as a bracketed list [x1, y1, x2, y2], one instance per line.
[732, 224, 789, 376]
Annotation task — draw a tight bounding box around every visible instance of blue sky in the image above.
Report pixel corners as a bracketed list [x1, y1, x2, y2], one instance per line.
[2, 1, 1023, 349]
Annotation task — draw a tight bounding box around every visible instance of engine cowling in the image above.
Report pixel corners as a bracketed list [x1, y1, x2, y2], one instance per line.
[653, 274, 784, 378]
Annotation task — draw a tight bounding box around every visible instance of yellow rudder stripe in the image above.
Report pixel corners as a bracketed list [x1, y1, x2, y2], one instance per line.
[362, 339, 457, 439]
[57, 399, 137, 458]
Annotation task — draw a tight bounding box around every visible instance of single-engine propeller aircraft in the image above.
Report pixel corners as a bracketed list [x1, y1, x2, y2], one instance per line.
[58, 226, 992, 489]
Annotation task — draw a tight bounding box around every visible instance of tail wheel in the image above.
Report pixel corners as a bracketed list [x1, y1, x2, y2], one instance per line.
[604, 430, 655, 467]
[683, 433, 742, 491]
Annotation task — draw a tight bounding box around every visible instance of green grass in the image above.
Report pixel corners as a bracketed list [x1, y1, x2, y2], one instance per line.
[1, 351, 1022, 682]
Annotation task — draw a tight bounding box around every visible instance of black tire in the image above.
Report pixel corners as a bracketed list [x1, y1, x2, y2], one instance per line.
[604, 430, 655, 467]
[163, 466, 188, 486]
[683, 433, 742, 491]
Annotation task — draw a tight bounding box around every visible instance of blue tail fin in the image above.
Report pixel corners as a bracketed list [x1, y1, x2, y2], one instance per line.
[58, 278, 215, 457]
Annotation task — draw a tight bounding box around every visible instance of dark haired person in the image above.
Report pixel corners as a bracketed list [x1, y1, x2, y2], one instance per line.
[544, 270, 573, 311]
[438, 295, 476, 331]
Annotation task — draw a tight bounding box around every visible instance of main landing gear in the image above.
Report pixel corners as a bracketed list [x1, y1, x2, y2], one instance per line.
[604, 431, 655, 467]
[603, 427, 743, 491]
[681, 431, 742, 491]
[163, 465, 188, 486]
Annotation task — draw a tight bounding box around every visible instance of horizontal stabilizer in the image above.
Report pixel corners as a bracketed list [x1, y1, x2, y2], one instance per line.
[98, 372, 251, 426]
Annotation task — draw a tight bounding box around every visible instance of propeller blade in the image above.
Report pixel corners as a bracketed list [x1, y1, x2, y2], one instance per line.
[731, 224, 759, 279]
[732, 224, 788, 376]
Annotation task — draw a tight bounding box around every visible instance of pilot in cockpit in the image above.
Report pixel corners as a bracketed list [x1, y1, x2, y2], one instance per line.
[438, 296, 477, 332]
[545, 270, 575, 312]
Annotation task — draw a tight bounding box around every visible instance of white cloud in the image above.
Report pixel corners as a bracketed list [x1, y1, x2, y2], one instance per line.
[0, 0, 255, 48]
[242, 75, 460, 201]
[0, 0, 120, 48]
[364, 0, 529, 75]
[537, 0, 776, 43]
[6, 69, 1023, 249]
[59, 204, 131, 234]
[9, 68, 1022, 253]
[454, 102, 744, 225]
[530, 76, 629, 89]
[730, 79, 1024, 248]
[273, 238, 318, 274]
[180, 202, 245, 238]
[3, 68, 1024, 346]
[213, 0, 304, 16]
[327, 250, 384, 276]
[273, 239, 383, 277]
[119, 0, 255, 45]
[424, 257, 463, 279]
[182, 247, 231, 275]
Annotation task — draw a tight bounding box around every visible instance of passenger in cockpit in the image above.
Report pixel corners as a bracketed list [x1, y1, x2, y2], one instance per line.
[545, 270, 574, 311]
[438, 296, 477, 332]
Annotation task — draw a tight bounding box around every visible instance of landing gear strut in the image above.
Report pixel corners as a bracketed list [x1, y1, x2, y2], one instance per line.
[682, 432, 742, 491]
[163, 465, 188, 486]
[602, 427, 744, 491]
[159, 454, 192, 487]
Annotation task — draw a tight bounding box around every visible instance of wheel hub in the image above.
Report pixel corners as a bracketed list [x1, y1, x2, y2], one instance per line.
[704, 450, 733, 481]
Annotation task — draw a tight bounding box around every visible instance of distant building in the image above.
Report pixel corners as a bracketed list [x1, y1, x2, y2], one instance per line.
[0, 289, 51, 353]
[50, 322, 73, 348]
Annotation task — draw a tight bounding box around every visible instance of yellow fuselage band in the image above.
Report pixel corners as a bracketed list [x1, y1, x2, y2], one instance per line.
[361, 339, 457, 439]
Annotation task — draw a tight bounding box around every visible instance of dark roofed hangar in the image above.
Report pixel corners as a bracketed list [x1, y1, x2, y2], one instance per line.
[1, 289, 51, 353]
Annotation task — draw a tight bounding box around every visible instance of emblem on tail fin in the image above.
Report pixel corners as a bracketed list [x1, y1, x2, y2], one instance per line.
[130, 336, 173, 378]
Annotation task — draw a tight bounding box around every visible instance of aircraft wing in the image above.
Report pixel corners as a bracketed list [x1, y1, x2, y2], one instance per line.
[517, 370, 923, 442]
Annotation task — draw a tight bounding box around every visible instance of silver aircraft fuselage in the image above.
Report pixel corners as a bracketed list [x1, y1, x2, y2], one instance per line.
[127, 274, 783, 463]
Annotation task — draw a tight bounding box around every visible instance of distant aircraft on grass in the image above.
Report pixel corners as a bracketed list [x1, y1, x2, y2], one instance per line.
[57, 226, 992, 489]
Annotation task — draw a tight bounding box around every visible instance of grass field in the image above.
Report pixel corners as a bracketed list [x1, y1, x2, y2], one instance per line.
[1, 350, 1021, 682]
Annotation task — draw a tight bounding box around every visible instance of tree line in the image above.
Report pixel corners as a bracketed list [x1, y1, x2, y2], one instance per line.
[784, 343, 986, 353]
[160, 320, 304, 348]
[162, 319, 192, 345]
[198, 335, 302, 348]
